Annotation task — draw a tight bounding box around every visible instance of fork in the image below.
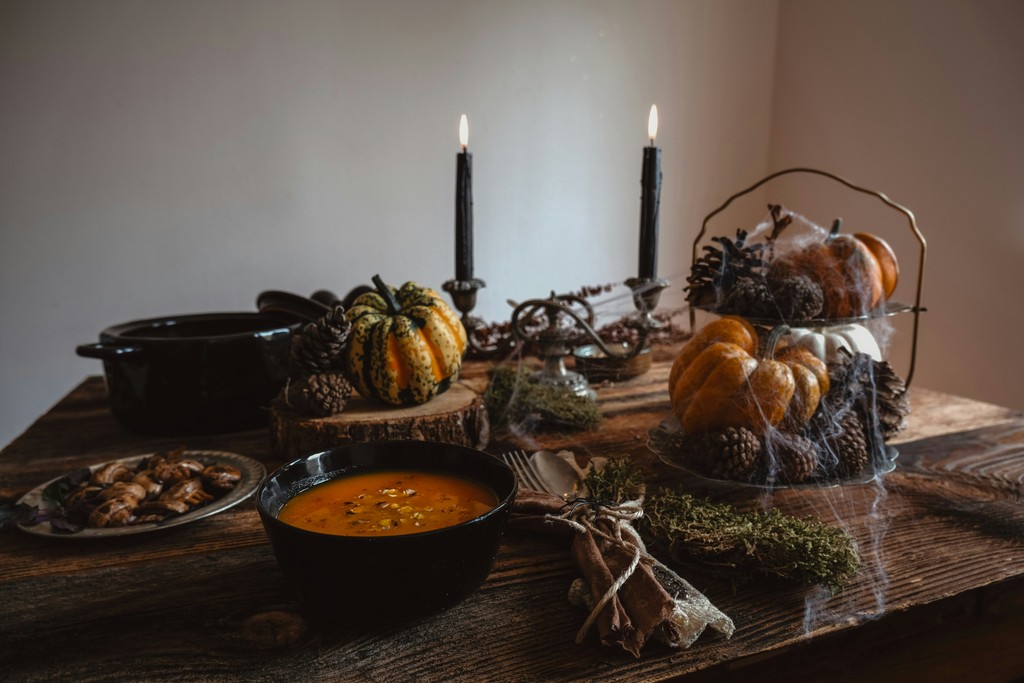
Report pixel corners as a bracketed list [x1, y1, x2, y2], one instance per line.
[499, 449, 552, 494]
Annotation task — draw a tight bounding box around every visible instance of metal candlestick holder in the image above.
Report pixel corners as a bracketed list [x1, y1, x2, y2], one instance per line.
[442, 277, 485, 323]
[510, 279, 664, 400]
[624, 276, 670, 329]
[443, 277, 517, 358]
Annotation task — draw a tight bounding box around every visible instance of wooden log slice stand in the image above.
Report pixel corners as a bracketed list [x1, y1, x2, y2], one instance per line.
[270, 382, 489, 461]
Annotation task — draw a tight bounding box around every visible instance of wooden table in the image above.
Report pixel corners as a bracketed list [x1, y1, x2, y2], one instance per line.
[3, 355, 1024, 682]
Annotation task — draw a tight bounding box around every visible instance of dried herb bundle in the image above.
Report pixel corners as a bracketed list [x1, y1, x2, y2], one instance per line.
[484, 366, 601, 432]
[584, 461, 860, 591]
[643, 490, 860, 592]
[585, 457, 646, 503]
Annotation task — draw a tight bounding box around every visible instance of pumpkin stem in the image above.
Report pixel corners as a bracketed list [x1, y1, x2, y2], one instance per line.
[767, 204, 793, 242]
[826, 218, 842, 243]
[763, 324, 792, 360]
[371, 274, 402, 315]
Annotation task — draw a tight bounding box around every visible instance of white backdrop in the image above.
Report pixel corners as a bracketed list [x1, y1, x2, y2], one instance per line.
[0, 0, 778, 444]
[767, 0, 1024, 413]
[2, 0, 1021, 447]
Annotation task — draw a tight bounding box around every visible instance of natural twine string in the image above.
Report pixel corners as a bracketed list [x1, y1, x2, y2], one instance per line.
[547, 499, 654, 645]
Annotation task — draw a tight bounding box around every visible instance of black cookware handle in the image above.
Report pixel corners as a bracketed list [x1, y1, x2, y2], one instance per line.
[76, 343, 144, 360]
[256, 290, 331, 323]
[312, 287, 375, 310]
[310, 289, 341, 307]
[339, 285, 374, 309]
[257, 286, 373, 323]
[311, 286, 375, 309]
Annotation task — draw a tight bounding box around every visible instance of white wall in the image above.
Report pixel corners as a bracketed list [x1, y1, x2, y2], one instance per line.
[768, 0, 1024, 411]
[0, 0, 779, 444]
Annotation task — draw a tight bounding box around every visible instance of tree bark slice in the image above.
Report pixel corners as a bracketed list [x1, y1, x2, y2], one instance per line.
[270, 382, 489, 460]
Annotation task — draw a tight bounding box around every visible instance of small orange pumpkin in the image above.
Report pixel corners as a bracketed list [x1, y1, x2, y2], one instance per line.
[769, 220, 899, 319]
[854, 231, 899, 300]
[669, 322, 828, 435]
[775, 344, 830, 431]
[668, 316, 757, 390]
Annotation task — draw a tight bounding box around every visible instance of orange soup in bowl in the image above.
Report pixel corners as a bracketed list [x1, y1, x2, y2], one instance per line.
[277, 469, 498, 537]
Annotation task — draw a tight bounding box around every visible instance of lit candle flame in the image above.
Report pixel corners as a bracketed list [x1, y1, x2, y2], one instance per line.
[459, 114, 469, 150]
[648, 104, 658, 144]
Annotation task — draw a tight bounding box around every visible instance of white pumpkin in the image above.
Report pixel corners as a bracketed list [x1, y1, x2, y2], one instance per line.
[782, 324, 881, 363]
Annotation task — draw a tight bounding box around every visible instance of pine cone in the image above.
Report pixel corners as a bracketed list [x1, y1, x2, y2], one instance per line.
[685, 229, 768, 309]
[834, 412, 870, 477]
[290, 306, 352, 378]
[807, 409, 869, 478]
[723, 276, 773, 317]
[767, 274, 824, 322]
[766, 433, 820, 484]
[868, 359, 911, 440]
[280, 372, 353, 417]
[828, 352, 910, 442]
[686, 427, 763, 481]
[821, 351, 868, 415]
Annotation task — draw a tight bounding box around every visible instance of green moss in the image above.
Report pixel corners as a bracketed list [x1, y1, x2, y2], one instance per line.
[484, 365, 601, 432]
[585, 457, 646, 503]
[584, 462, 860, 592]
[644, 490, 860, 592]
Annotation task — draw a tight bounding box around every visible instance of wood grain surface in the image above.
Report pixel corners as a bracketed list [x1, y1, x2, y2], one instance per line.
[2, 356, 1023, 682]
[270, 381, 490, 460]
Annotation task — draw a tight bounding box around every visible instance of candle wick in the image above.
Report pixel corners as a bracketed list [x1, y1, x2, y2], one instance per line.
[461, 144, 467, 153]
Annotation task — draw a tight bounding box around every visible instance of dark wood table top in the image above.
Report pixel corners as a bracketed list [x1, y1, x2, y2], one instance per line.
[3, 355, 1024, 682]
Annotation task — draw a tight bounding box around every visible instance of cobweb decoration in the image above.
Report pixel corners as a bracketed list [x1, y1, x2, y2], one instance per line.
[662, 205, 912, 630]
[468, 278, 691, 361]
[476, 204, 911, 632]
[480, 276, 690, 440]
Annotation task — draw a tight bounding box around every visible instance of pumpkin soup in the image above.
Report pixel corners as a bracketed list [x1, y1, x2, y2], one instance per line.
[278, 469, 498, 537]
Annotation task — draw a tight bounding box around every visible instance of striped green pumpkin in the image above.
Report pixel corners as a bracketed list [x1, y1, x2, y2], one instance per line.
[343, 275, 468, 406]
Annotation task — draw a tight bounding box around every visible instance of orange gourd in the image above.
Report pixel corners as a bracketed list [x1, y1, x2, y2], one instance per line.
[854, 231, 900, 300]
[668, 316, 757, 391]
[768, 220, 899, 319]
[776, 345, 830, 430]
[669, 322, 828, 435]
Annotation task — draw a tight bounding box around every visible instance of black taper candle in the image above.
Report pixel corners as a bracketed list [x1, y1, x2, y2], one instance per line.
[455, 148, 473, 281]
[638, 143, 662, 279]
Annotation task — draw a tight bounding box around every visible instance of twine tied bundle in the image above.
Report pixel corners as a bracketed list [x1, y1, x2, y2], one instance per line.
[511, 490, 734, 657]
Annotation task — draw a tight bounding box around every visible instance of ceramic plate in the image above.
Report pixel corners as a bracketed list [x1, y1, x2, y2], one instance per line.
[648, 414, 898, 490]
[17, 450, 265, 539]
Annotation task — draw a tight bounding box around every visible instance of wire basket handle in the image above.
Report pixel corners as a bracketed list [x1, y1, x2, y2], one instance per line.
[690, 167, 926, 386]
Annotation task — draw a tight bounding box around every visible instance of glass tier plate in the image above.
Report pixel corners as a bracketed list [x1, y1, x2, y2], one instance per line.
[648, 414, 898, 490]
[693, 300, 919, 328]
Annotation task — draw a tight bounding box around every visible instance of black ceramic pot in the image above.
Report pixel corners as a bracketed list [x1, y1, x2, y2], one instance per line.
[256, 440, 517, 625]
[77, 312, 300, 435]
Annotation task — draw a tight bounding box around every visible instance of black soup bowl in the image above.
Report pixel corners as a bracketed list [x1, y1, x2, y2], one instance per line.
[256, 440, 518, 625]
[77, 312, 300, 435]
